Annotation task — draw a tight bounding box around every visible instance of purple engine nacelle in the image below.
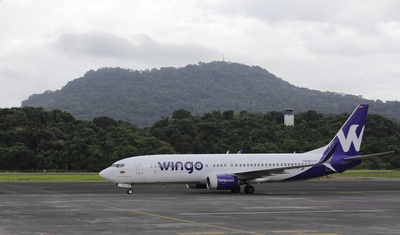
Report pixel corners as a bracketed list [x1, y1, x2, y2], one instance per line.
[206, 174, 239, 190]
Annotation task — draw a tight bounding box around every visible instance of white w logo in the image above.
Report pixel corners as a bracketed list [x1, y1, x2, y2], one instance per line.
[337, 124, 364, 153]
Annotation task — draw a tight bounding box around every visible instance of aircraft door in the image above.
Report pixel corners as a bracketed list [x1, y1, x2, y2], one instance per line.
[136, 159, 143, 175]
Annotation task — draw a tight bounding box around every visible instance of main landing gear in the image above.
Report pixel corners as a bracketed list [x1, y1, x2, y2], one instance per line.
[127, 189, 133, 195]
[230, 185, 255, 194]
[244, 185, 255, 194]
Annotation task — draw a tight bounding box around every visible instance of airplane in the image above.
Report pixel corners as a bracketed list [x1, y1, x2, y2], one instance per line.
[99, 104, 394, 194]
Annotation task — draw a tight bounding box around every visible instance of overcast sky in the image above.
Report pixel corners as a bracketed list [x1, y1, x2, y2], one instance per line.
[1, 0, 399, 108]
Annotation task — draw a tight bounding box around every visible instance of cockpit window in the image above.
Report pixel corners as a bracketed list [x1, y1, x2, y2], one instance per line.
[111, 163, 125, 168]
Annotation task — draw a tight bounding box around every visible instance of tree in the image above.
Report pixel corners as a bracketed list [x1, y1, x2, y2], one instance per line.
[1, 143, 36, 170]
[172, 109, 192, 119]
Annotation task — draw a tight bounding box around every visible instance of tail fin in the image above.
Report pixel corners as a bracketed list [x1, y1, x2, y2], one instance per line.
[320, 104, 368, 171]
[328, 104, 368, 157]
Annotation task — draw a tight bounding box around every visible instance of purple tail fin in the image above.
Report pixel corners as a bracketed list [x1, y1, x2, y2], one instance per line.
[325, 104, 369, 158]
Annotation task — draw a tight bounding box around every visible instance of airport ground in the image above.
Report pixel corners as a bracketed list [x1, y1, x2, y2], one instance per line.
[1, 179, 400, 235]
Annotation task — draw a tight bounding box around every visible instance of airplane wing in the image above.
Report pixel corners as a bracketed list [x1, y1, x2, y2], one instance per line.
[233, 161, 319, 179]
[234, 150, 395, 181]
[344, 151, 395, 162]
[232, 145, 337, 180]
[235, 142, 339, 178]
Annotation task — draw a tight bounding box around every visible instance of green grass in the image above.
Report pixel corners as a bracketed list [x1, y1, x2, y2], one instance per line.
[331, 170, 400, 179]
[0, 172, 105, 182]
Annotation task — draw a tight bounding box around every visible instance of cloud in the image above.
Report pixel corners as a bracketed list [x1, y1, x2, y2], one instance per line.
[0, 0, 399, 108]
[54, 32, 137, 58]
[53, 32, 221, 65]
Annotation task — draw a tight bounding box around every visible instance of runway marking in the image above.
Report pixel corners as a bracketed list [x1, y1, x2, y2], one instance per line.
[336, 191, 364, 194]
[177, 232, 226, 235]
[270, 230, 318, 233]
[91, 203, 262, 235]
[180, 209, 385, 216]
[243, 206, 329, 210]
[270, 230, 340, 235]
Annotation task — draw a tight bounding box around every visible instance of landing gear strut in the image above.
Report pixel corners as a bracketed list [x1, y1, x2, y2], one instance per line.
[244, 185, 254, 194]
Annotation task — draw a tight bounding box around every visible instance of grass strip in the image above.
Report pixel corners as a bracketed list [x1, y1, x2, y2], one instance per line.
[332, 170, 400, 178]
[0, 172, 104, 182]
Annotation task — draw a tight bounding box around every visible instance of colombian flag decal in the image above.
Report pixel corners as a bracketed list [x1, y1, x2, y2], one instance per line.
[120, 170, 125, 174]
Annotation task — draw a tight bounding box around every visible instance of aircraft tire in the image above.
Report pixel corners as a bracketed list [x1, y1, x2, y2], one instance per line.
[230, 186, 241, 194]
[127, 189, 133, 195]
[244, 185, 254, 194]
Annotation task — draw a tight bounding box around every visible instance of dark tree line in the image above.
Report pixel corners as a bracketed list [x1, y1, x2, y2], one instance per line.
[0, 107, 173, 171]
[0, 107, 399, 171]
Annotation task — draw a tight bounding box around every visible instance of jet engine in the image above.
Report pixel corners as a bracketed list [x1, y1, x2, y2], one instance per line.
[206, 174, 239, 190]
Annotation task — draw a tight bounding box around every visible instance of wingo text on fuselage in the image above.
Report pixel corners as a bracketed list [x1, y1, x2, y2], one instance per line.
[158, 161, 204, 174]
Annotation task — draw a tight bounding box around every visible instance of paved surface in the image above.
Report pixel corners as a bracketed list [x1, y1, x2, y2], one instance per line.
[1, 179, 400, 235]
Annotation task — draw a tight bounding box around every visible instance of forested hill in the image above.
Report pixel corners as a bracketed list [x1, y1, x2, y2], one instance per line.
[22, 61, 400, 127]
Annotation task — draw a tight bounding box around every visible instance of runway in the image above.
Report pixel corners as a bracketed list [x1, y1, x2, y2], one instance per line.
[1, 179, 400, 235]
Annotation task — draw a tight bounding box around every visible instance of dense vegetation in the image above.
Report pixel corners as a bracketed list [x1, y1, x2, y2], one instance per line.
[0, 107, 173, 171]
[1, 107, 399, 171]
[22, 61, 400, 127]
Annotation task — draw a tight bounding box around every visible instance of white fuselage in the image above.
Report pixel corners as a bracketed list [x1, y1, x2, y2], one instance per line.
[99, 153, 323, 184]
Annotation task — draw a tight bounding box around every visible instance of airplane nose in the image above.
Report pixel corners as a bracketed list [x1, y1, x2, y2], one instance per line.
[99, 168, 111, 180]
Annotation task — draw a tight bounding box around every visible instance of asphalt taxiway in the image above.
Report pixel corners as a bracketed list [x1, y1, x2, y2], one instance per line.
[1, 179, 400, 235]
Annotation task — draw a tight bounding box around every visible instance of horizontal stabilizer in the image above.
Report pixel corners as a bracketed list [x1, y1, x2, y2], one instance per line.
[344, 151, 395, 162]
